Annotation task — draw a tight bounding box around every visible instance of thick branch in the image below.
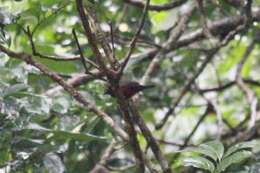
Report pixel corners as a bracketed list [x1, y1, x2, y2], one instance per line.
[130, 101, 172, 173]
[116, 93, 146, 172]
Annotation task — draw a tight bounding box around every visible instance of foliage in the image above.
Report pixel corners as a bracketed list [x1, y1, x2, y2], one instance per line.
[0, 0, 260, 173]
[184, 140, 256, 173]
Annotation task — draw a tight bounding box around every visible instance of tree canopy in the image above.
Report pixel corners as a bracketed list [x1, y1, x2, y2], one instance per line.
[0, 0, 260, 173]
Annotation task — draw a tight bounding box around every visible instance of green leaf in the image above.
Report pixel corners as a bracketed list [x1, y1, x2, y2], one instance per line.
[216, 150, 252, 172]
[196, 140, 224, 162]
[149, 9, 178, 33]
[25, 123, 108, 142]
[18, 93, 51, 115]
[241, 54, 253, 78]
[84, 116, 101, 132]
[51, 96, 71, 113]
[224, 141, 255, 158]
[217, 42, 246, 75]
[34, 56, 78, 74]
[2, 83, 28, 98]
[184, 156, 215, 173]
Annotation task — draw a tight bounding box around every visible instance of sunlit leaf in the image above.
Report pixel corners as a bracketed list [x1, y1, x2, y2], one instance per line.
[184, 156, 215, 173]
[224, 141, 255, 158]
[216, 150, 252, 172]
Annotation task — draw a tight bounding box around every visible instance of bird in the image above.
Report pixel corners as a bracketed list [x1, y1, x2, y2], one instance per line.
[104, 81, 154, 99]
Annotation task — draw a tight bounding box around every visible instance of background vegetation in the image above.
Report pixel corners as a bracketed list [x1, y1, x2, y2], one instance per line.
[0, 0, 260, 172]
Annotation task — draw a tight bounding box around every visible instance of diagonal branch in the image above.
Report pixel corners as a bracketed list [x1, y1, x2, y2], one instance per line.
[182, 104, 211, 147]
[72, 29, 101, 73]
[129, 101, 173, 173]
[235, 40, 258, 129]
[115, 93, 146, 172]
[0, 44, 129, 141]
[118, 0, 150, 80]
[156, 48, 218, 130]
[140, 5, 194, 85]
[90, 140, 116, 173]
[75, 0, 113, 79]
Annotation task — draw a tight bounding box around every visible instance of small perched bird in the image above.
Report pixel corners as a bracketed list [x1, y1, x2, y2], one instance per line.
[104, 81, 154, 99]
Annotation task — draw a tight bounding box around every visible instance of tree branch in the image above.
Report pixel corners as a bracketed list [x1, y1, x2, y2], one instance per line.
[119, 0, 150, 80]
[123, 0, 187, 11]
[0, 45, 129, 141]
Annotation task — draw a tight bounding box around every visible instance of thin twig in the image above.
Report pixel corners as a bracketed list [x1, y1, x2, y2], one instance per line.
[196, 0, 214, 45]
[72, 29, 89, 74]
[118, 0, 150, 80]
[194, 83, 223, 138]
[235, 41, 258, 129]
[89, 140, 116, 173]
[123, 0, 187, 12]
[199, 79, 260, 93]
[22, 26, 81, 61]
[31, 2, 70, 35]
[109, 22, 116, 63]
[72, 29, 100, 72]
[182, 105, 210, 147]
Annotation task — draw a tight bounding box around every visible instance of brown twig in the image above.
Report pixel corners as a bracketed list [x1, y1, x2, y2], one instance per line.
[196, 0, 214, 44]
[89, 140, 116, 173]
[72, 29, 91, 74]
[182, 105, 211, 148]
[123, 0, 187, 12]
[22, 26, 81, 61]
[118, 0, 150, 80]
[199, 79, 260, 93]
[72, 29, 101, 73]
[109, 22, 116, 63]
[235, 41, 258, 129]
[157, 139, 188, 147]
[196, 83, 223, 138]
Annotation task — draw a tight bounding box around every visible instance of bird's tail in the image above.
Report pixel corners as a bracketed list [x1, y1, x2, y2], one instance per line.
[141, 84, 155, 90]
